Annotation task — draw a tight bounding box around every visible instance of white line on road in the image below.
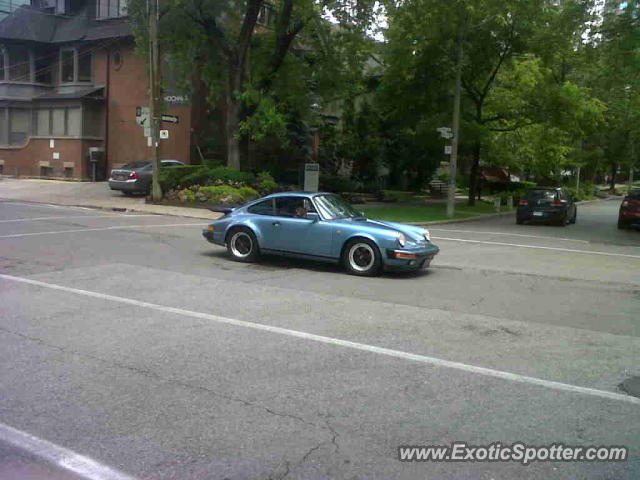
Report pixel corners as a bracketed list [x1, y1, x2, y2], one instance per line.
[0, 223, 209, 238]
[432, 236, 640, 259]
[1, 273, 638, 406]
[0, 214, 159, 223]
[0, 422, 136, 480]
[430, 228, 590, 243]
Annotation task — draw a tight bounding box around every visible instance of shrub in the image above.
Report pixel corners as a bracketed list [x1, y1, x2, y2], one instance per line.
[319, 174, 355, 193]
[197, 185, 258, 204]
[381, 190, 415, 202]
[257, 179, 278, 194]
[160, 165, 207, 192]
[170, 166, 256, 191]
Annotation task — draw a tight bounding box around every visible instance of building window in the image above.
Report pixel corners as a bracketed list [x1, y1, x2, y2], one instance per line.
[61, 50, 74, 83]
[8, 46, 31, 82]
[52, 108, 66, 135]
[60, 49, 92, 83]
[36, 107, 82, 137]
[36, 109, 50, 135]
[96, 0, 127, 19]
[78, 51, 92, 82]
[35, 54, 54, 84]
[10, 109, 31, 145]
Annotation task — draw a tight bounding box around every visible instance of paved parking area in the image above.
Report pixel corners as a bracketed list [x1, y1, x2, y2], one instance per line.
[0, 199, 638, 479]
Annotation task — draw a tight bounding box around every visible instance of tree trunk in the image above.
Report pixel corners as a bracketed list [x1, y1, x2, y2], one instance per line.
[225, 83, 242, 170]
[468, 141, 481, 206]
[609, 163, 617, 192]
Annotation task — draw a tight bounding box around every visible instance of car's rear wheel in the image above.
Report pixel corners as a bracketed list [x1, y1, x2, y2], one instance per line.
[570, 209, 577, 224]
[516, 217, 524, 225]
[618, 218, 629, 229]
[343, 239, 381, 277]
[227, 227, 260, 262]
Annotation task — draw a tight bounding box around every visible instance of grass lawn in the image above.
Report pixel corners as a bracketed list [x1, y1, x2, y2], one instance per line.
[361, 201, 499, 223]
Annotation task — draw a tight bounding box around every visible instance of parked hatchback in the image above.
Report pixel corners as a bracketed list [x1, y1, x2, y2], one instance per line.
[516, 187, 577, 226]
[108, 159, 184, 195]
[618, 189, 640, 229]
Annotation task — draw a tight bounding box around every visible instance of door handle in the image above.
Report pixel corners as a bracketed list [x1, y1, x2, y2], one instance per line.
[272, 221, 281, 227]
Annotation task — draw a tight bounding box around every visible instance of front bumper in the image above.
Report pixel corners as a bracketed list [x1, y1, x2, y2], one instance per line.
[384, 243, 440, 270]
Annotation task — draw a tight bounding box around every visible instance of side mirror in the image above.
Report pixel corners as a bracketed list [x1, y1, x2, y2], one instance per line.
[306, 212, 320, 222]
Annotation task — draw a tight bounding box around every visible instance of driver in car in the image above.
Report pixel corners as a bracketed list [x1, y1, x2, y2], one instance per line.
[294, 205, 307, 218]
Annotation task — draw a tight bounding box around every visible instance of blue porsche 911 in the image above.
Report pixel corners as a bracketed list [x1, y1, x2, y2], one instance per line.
[202, 192, 439, 276]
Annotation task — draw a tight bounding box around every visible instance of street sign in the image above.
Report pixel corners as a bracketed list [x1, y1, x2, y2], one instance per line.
[136, 106, 150, 126]
[161, 114, 179, 124]
[444, 145, 452, 155]
[437, 127, 453, 139]
[160, 130, 169, 139]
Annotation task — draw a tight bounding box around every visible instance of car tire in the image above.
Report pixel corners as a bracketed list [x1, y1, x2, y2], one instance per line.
[226, 227, 260, 262]
[516, 218, 524, 225]
[570, 209, 577, 224]
[342, 238, 382, 277]
[122, 191, 134, 196]
[618, 219, 628, 229]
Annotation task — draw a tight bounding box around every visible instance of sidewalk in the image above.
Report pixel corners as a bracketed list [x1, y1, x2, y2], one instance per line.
[0, 178, 222, 220]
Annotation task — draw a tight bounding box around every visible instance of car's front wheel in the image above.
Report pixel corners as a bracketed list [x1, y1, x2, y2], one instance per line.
[343, 239, 382, 277]
[227, 228, 260, 262]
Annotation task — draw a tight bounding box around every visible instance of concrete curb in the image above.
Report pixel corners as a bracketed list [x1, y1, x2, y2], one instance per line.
[0, 198, 222, 220]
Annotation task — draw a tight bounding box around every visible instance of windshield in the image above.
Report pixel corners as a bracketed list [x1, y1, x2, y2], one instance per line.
[313, 194, 362, 220]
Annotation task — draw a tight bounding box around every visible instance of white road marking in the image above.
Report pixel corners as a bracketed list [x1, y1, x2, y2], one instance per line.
[0, 223, 209, 238]
[0, 214, 159, 223]
[432, 236, 640, 259]
[0, 422, 136, 480]
[1, 273, 638, 406]
[430, 228, 590, 243]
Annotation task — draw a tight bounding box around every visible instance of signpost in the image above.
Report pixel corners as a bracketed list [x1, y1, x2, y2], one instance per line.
[304, 163, 320, 192]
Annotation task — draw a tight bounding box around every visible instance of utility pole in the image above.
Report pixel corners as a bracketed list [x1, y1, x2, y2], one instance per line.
[148, 0, 162, 201]
[447, 30, 463, 218]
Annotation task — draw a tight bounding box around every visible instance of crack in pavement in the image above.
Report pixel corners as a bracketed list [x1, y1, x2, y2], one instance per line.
[0, 325, 345, 476]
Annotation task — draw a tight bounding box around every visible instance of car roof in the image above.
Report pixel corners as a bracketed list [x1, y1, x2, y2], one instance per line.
[262, 191, 334, 199]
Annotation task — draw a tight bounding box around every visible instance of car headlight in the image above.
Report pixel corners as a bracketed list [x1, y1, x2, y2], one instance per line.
[397, 233, 406, 247]
[423, 229, 431, 241]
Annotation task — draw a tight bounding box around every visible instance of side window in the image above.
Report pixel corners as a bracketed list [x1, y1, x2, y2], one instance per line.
[275, 197, 316, 218]
[247, 199, 273, 216]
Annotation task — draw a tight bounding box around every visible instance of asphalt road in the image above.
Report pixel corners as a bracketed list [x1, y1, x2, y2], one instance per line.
[0, 198, 638, 480]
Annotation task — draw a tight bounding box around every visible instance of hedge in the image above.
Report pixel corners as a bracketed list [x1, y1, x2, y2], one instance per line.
[160, 165, 256, 192]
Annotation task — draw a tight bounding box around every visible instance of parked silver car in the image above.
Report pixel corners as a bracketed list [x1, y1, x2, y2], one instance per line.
[108, 159, 184, 195]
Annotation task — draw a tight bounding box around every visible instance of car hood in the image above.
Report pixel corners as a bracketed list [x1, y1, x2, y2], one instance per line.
[334, 217, 427, 241]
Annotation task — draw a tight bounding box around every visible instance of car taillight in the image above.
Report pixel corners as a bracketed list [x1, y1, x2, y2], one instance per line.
[128, 171, 139, 180]
[519, 200, 528, 206]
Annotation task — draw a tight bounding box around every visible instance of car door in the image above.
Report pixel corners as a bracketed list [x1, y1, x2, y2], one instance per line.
[245, 198, 280, 250]
[272, 196, 334, 257]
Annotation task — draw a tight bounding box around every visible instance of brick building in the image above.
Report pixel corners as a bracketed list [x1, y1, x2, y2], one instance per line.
[0, 0, 195, 180]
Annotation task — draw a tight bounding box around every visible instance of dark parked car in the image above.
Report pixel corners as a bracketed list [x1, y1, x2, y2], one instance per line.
[618, 189, 640, 229]
[108, 159, 184, 195]
[516, 187, 577, 226]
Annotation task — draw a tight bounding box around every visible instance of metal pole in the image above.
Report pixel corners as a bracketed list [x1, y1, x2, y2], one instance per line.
[576, 165, 580, 191]
[149, 0, 162, 201]
[630, 140, 635, 190]
[447, 31, 463, 218]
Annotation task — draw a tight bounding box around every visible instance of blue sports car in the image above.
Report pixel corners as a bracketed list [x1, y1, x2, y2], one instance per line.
[202, 192, 439, 276]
